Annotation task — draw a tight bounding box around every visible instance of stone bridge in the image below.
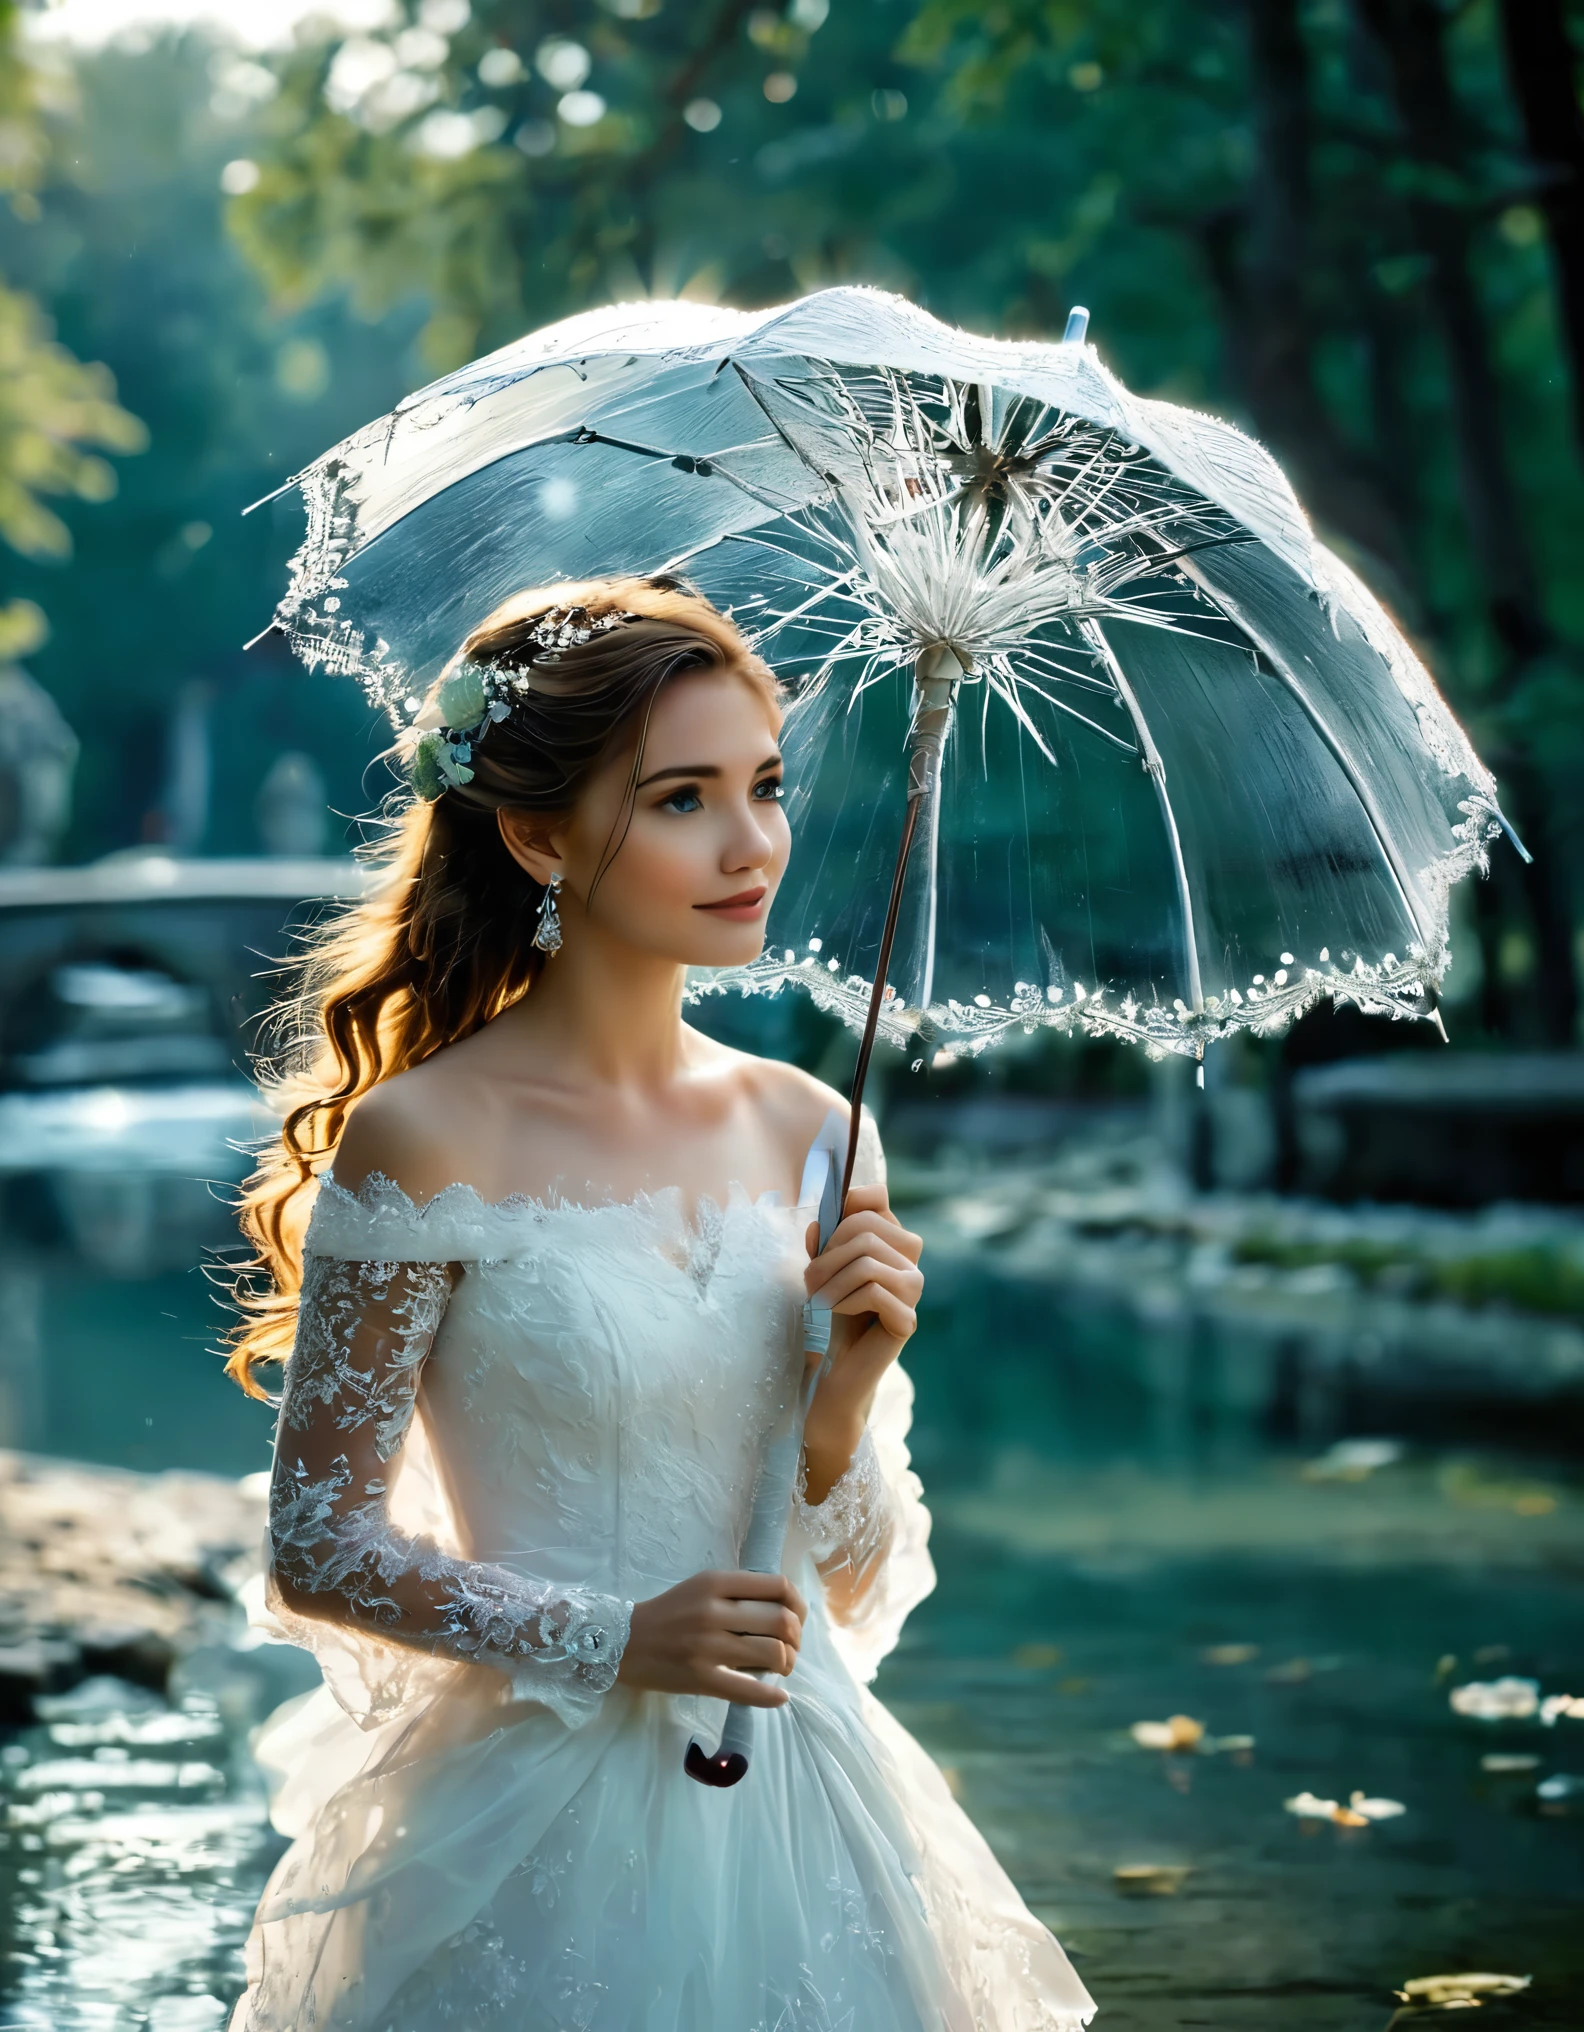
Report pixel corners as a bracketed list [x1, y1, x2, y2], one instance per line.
[0, 855, 368, 1079]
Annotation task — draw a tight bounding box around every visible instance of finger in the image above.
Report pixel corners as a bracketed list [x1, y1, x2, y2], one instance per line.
[719, 1572, 809, 1624]
[817, 1215, 913, 1260]
[705, 1667, 789, 1708]
[716, 1598, 802, 1648]
[806, 1230, 915, 1293]
[812, 1255, 923, 1314]
[716, 1569, 802, 1604]
[826, 1280, 917, 1338]
[721, 1633, 796, 1674]
[824, 1209, 922, 1267]
[828, 1203, 900, 1246]
[840, 1184, 891, 1217]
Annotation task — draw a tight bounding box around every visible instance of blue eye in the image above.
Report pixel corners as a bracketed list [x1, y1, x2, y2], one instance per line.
[661, 787, 703, 814]
[754, 778, 784, 801]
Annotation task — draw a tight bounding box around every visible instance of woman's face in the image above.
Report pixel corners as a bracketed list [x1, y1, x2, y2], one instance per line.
[505, 667, 791, 968]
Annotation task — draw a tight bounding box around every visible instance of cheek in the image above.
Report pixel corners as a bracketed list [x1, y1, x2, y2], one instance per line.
[765, 805, 792, 878]
[604, 815, 714, 909]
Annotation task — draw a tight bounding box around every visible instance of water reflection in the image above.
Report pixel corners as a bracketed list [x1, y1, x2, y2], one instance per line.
[0, 1081, 270, 1472]
[0, 1681, 274, 2030]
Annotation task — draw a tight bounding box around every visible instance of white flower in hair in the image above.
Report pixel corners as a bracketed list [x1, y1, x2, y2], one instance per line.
[400, 604, 642, 800]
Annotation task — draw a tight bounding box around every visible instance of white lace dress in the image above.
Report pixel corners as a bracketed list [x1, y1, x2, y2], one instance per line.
[230, 1120, 1095, 2032]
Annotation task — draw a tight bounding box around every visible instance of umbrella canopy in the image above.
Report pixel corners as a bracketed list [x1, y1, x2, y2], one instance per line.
[260, 285, 1514, 1060]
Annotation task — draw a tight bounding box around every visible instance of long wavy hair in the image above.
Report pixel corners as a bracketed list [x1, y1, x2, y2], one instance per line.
[226, 575, 779, 1398]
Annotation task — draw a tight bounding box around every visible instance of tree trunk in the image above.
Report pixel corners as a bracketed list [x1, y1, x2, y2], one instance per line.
[1495, 0, 1584, 467]
[1355, 0, 1541, 645]
[1354, 0, 1577, 1044]
[1226, 0, 1416, 593]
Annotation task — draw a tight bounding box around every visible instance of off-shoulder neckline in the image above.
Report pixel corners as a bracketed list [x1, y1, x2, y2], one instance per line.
[314, 1168, 798, 1234]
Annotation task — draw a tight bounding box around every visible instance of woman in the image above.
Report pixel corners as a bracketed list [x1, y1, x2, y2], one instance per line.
[227, 576, 1094, 2031]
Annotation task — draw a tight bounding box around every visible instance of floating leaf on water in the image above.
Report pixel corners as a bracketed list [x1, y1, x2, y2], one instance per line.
[1113, 1863, 1191, 1896]
[1472, 1645, 1511, 1667]
[1449, 1677, 1539, 1720]
[1303, 1437, 1403, 1480]
[1536, 1772, 1584, 1806]
[1207, 1733, 1256, 1756]
[1395, 1973, 1531, 2006]
[1349, 1790, 1406, 1820]
[1284, 1788, 1397, 1827]
[1130, 1715, 1204, 1751]
[1283, 1790, 1369, 1826]
[1479, 1753, 1540, 1773]
[1539, 1692, 1584, 1726]
[1011, 1643, 1063, 1670]
[1284, 1790, 1338, 1819]
[1199, 1643, 1258, 1666]
[1266, 1657, 1314, 1684]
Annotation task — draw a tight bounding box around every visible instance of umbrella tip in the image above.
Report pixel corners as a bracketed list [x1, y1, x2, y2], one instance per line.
[1063, 305, 1090, 345]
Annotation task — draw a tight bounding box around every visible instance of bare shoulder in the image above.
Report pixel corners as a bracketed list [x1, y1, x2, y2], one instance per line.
[715, 1042, 848, 1162]
[332, 1054, 488, 1206]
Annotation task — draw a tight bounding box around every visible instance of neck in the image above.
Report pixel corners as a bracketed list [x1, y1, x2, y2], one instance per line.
[494, 908, 692, 1090]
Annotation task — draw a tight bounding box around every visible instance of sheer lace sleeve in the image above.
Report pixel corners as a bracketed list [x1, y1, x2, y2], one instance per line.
[269, 1248, 633, 1732]
[792, 1112, 936, 1684]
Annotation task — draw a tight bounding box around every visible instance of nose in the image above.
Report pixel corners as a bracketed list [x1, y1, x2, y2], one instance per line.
[723, 793, 779, 873]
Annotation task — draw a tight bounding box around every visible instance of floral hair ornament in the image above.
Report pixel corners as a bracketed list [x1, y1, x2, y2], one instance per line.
[398, 604, 642, 801]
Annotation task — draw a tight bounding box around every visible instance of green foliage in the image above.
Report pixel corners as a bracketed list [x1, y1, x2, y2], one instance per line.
[1232, 1229, 1584, 1318]
[225, 0, 989, 368]
[0, 34, 422, 858]
[0, 278, 146, 560]
[0, 1, 144, 597]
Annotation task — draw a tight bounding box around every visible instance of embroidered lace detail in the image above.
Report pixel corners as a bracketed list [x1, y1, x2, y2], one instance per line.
[270, 1253, 632, 1730]
[793, 1428, 894, 1604]
[303, 1167, 786, 1265]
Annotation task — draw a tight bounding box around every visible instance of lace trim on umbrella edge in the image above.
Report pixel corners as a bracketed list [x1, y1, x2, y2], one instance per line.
[688, 793, 1503, 1062]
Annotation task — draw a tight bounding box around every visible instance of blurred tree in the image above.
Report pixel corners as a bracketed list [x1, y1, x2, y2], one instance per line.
[1495, 0, 1584, 462]
[0, 0, 144, 674]
[0, 31, 423, 859]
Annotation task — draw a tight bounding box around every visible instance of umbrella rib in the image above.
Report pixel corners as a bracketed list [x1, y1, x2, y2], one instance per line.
[727, 363, 846, 491]
[982, 669, 1062, 765]
[1169, 555, 1434, 951]
[991, 668, 1139, 754]
[1008, 648, 1121, 698]
[570, 426, 805, 516]
[1081, 618, 1205, 1014]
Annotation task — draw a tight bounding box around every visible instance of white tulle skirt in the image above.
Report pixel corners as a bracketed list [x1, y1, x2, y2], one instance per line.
[231, 1590, 1095, 2032]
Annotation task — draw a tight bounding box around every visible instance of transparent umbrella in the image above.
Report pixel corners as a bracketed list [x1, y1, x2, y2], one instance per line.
[256, 284, 1521, 1784]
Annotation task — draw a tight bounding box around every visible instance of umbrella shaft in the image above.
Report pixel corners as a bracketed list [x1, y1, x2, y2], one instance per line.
[842, 788, 923, 1208]
[840, 652, 963, 1207]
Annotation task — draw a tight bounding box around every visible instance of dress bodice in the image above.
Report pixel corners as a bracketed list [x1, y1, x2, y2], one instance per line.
[264, 1112, 932, 1735]
[307, 1176, 813, 1602]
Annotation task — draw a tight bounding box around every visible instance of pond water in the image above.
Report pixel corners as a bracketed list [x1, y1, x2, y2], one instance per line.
[0, 1169, 1580, 2028]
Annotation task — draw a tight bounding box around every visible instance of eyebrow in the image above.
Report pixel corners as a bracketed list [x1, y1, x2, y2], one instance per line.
[637, 755, 782, 790]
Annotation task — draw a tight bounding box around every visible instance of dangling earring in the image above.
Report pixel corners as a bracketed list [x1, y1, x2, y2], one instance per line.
[533, 871, 564, 955]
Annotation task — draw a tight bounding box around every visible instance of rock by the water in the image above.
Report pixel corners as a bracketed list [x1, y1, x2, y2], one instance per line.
[0, 1450, 264, 1723]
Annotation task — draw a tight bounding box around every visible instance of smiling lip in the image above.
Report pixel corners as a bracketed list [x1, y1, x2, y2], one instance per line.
[695, 886, 767, 921]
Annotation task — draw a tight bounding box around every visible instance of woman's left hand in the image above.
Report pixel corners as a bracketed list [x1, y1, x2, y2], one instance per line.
[801, 1183, 923, 1502]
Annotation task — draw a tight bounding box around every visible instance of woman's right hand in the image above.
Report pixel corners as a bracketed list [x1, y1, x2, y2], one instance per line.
[616, 1569, 807, 1707]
